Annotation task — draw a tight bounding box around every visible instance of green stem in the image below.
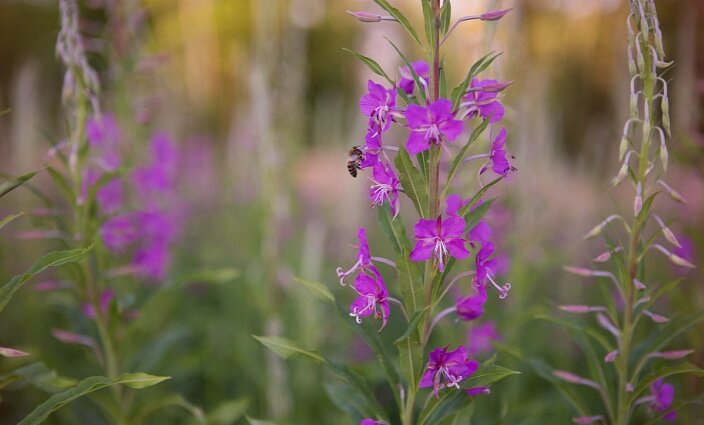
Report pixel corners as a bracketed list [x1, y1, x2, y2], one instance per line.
[405, 2, 441, 425]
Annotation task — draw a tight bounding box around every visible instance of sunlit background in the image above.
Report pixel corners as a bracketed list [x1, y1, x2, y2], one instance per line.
[1, 0, 702, 423]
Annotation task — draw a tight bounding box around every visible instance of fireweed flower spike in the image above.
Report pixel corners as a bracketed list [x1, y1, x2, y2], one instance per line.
[349, 272, 390, 330]
[405, 99, 464, 155]
[419, 346, 478, 398]
[369, 161, 400, 217]
[410, 214, 470, 272]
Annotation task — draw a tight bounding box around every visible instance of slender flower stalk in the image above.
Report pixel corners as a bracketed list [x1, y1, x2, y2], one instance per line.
[552, 2, 700, 424]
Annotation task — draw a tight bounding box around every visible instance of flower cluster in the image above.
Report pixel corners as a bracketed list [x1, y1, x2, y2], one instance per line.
[91, 117, 182, 282]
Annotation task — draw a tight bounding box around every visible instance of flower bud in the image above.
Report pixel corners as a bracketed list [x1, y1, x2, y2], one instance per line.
[0, 346, 30, 357]
[480, 8, 512, 21]
[659, 142, 668, 172]
[612, 161, 629, 187]
[644, 310, 670, 323]
[559, 305, 591, 313]
[604, 350, 619, 362]
[633, 278, 646, 290]
[619, 136, 630, 161]
[346, 11, 382, 22]
[554, 371, 601, 389]
[648, 349, 694, 360]
[564, 266, 593, 277]
[657, 179, 687, 203]
[626, 383, 634, 392]
[671, 252, 695, 268]
[630, 93, 638, 118]
[661, 95, 671, 136]
[593, 251, 612, 263]
[597, 313, 620, 337]
[634, 182, 643, 216]
[654, 26, 665, 59]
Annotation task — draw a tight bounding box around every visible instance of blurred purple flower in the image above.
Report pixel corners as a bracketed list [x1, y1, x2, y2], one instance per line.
[399, 60, 429, 95]
[96, 178, 124, 214]
[473, 242, 497, 286]
[406, 99, 464, 154]
[420, 346, 478, 397]
[133, 133, 179, 202]
[650, 379, 676, 421]
[463, 79, 506, 123]
[101, 214, 139, 252]
[481, 129, 515, 177]
[672, 235, 695, 275]
[86, 113, 122, 171]
[410, 215, 470, 272]
[467, 321, 500, 356]
[469, 220, 492, 246]
[369, 161, 400, 217]
[465, 386, 491, 397]
[360, 80, 396, 133]
[133, 241, 170, 281]
[446, 194, 469, 217]
[349, 271, 390, 330]
[82, 288, 115, 318]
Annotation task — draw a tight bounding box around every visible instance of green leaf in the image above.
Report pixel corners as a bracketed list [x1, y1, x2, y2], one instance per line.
[395, 146, 429, 218]
[133, 394, 206, 425]
[462, 364, 520, 387]
[175, 268, 240, 287]
[632, 363, 704, 402]
[252, 335, 324, 363]
[526, 358, 590, 416]
[246, 418, 278, 425]
[373, 0, 423, 46]
[336, 299, 402, 400]
[386, 38, 427, 104]
[292, 277, 335, 303]
[342, 48, 394, 85]
[633, 310, 704, 366]
[0, 247, 91, 315]
[463, 198, 495, 231]
[45, 166, 73, 200]
[440, 1, 452, 35]
[377, 204, 411, 255]
[451, 52, 501, 111]
[636, 191, 659, 224]
[0, 169, 42, 199]
[18, 373, 169, 425]
[394, 308, 427, 344]
[444, 119, 490, 193]
[421, 0, 433, 45]
[324, 383, 370, 423]
[0, 362, 76, 392]
[419, 390, 472, 425]
[458, 177, 502, 217]
[396, 249, 424, 313]
[0, 213, 23, 232]
[325, 359, 384, 417]
[202, 398, 250, 425]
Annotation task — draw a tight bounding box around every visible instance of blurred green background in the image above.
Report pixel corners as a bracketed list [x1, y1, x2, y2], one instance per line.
[1, 0, 703, 423]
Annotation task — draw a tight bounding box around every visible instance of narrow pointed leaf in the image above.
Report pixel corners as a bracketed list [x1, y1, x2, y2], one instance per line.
[386, 38, 427, 103]
[373, 0, 423, 46]
[395, 147, 429, 217]
[293, 277, 335, 302]
[0, 213, 23, 232]
[0, 247, 91, 314]
[0, 169, 42, 198]
[343, 48, 394, 85]
[18, 373, 169, 425]
[253, 335, 323, 363]
[445, 118, 490, 192]
[377, 204, 411, 254]
[396, 249, 424, 313]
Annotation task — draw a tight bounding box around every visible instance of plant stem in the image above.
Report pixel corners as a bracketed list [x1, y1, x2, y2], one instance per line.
[406, 2, 442, 425]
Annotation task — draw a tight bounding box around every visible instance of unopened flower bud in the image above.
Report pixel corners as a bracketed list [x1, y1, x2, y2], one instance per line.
[480, 8, 512, 21]
[633, 278, 646, 290]
[605, 350, 619, 362]
[554, 371, 601, 390]
[630, 93, 638, 118]
[659, 142, 668, 172]
[654, 215, 681, 248]
[634, 183, 643, 216]
[597, 313, 620, 337]
[626, 383, 634, 392]
[661, 95, 671, 136]
[657, 180, 687, 203]
[593, 251, 612, 263]
[671, 252, 695, 268]
[654, 26, 665, 59]
[644, 309, 670, 323]
[564, 266, 593, 277]
[619, 136, 630, 161]
[0, 347, 30, 357]
[612, 161, 629, 187]
[559, 305, 591, 313]
[648, 349, 694, 360]
[346, 11, 383, 23]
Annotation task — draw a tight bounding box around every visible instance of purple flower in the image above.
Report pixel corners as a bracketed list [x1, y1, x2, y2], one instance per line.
[349, 271, 390, 330]
[463, 79, 506, 123]
[83, 289, 115, 319]
[467, 321, 500, 356]
[101, 214, 138, 252]
[410, 215, 470, 272]
[133, 133, 179, 203]
[96, 178, 124, 214]
[473, 241, 511, 299]
[456, 287, 487, 321]
[406, 99, 464, 155]
[465, 386, 491, 397]
[446, 194, 468, 217]
[133, 241, 170, 281]
[369, 161, 400, 217]
[337, 227, 375, 285]
[399, 60, 429, 95]
[650, 379, 676, 421]
[419, 346, 479, 397]
[360, 80, 396, 133]
[481, 129, 516, 177]
[86, 113, 122, 171]
[360, 420, 385, 425]
[468, 220, 492, 246]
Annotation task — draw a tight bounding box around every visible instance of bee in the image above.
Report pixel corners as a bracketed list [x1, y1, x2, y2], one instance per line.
[347, 146, 365, 178]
